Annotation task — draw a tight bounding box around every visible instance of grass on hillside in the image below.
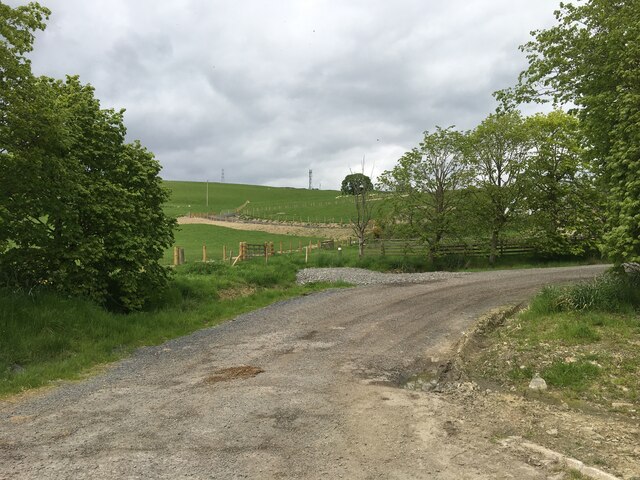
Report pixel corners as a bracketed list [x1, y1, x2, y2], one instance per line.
[465, 270, 640, 408]
[162, 180, 387, 224]
[0, 257, 349, 397]
[163, 180, 346, 219]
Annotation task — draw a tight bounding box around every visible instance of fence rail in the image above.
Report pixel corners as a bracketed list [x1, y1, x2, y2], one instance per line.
[364, 239, 535, 257]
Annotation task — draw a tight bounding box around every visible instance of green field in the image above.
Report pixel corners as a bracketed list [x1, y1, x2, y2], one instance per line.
[166, 224, 325, 264]
[163, 180, 346, 218]
[162, 180, 387, 223]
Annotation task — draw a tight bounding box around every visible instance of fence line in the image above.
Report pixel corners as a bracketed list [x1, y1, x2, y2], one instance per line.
[363, 238, 535, 257]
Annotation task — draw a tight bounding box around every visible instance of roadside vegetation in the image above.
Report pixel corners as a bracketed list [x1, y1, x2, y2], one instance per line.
[466, 269, 639, 409]
[2, 243, 603, 399]
[0, 256, 348, 398]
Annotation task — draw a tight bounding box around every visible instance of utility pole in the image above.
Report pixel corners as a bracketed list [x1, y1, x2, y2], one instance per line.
[309, 169, 313, 190]
[206, 179, 209, 207]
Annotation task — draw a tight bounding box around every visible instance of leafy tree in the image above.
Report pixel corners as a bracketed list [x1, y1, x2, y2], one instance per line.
[0, 4, 175, 311]
[341, 173, 374, 257]
[496, 0, 640, 262]
[523, 110, 604, 256]
[468, 111, 530, 264]
[378, 126, 473, 259]
[341, 173, 373, 196]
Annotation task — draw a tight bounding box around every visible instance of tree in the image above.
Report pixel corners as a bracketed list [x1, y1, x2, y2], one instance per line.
[351, 182, 374, 258]
[523, 110, 604, 256]
[341, 173, 373, 196]
[378, 126, 472, 260]
[468, 111, 530, 264]
[0, 4, 175, 311]
[341, 172, 374, 257]
[496, 0, 640, 262]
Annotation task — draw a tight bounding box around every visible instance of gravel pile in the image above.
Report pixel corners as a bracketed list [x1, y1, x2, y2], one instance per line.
[296, 267, 468, 286]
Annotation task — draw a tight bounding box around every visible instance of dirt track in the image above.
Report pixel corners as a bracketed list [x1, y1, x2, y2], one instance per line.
[0, 265, 607, 479]
[177, 215, 353, 239]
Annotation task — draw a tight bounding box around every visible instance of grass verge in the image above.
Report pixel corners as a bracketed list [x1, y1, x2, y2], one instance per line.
[465, 270, 640, 408]
[0, 256, 349, 398]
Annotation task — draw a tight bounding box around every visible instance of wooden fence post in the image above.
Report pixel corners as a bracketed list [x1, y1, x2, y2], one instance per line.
[173, 246, 179, 266]
[223, 245, 227, 261]
[279, 241, 283, 254]
[305, 246, 308, 263]
[179, 247, 185, 265]
[202, 244, 207, 262]
[239, 242, 247, 261]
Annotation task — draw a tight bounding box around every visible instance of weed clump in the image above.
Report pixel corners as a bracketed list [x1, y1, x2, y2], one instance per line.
[531, 270, 639, 314]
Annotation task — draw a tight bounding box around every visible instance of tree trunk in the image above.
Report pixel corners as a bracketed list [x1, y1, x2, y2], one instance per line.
[490, 228, 499, 265]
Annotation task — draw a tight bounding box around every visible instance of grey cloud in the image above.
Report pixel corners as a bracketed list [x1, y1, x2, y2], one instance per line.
[13, 0, 559, 188]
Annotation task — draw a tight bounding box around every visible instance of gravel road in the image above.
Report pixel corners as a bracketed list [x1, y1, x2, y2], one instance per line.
[0, 265, 606, 479]
[296, 267, 468, 285]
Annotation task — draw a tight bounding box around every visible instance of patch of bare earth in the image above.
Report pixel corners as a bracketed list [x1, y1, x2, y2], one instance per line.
[177, 216, 353, 239]
[202, 366, 265, 384]
[413, 308, 640, 479]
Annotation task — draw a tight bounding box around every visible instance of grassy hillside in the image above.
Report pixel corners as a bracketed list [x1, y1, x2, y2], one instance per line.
[163, 180, 346, 219]
[162, 180, 389, 223]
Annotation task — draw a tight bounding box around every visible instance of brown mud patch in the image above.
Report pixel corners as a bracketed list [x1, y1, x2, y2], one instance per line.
[203, 366, 265, 384]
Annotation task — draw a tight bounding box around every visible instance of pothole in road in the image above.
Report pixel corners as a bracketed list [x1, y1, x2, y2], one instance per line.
[203, 365, 265, 384]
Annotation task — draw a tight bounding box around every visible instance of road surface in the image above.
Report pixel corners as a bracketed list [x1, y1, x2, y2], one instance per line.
[0, 265, 606, 479]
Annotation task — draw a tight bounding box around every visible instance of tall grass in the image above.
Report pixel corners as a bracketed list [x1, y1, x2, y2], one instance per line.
[529, 269, 640, 314]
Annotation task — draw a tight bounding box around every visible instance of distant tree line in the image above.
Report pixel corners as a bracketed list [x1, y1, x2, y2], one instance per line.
[0, 3, 174, 310]
[377, 111, 604, 264]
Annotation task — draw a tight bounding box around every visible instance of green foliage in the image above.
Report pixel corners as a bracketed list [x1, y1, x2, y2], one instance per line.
[467, 111, 530, 264]
[0, 5, 175, 311]
[340, 173, 373, 195]
[497, 0, 640, 263]
[522, 111, 605, 257]
[378, 126, 473, 257]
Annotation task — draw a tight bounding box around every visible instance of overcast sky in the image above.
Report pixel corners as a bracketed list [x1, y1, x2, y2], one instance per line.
[16, 0, 559, 189]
